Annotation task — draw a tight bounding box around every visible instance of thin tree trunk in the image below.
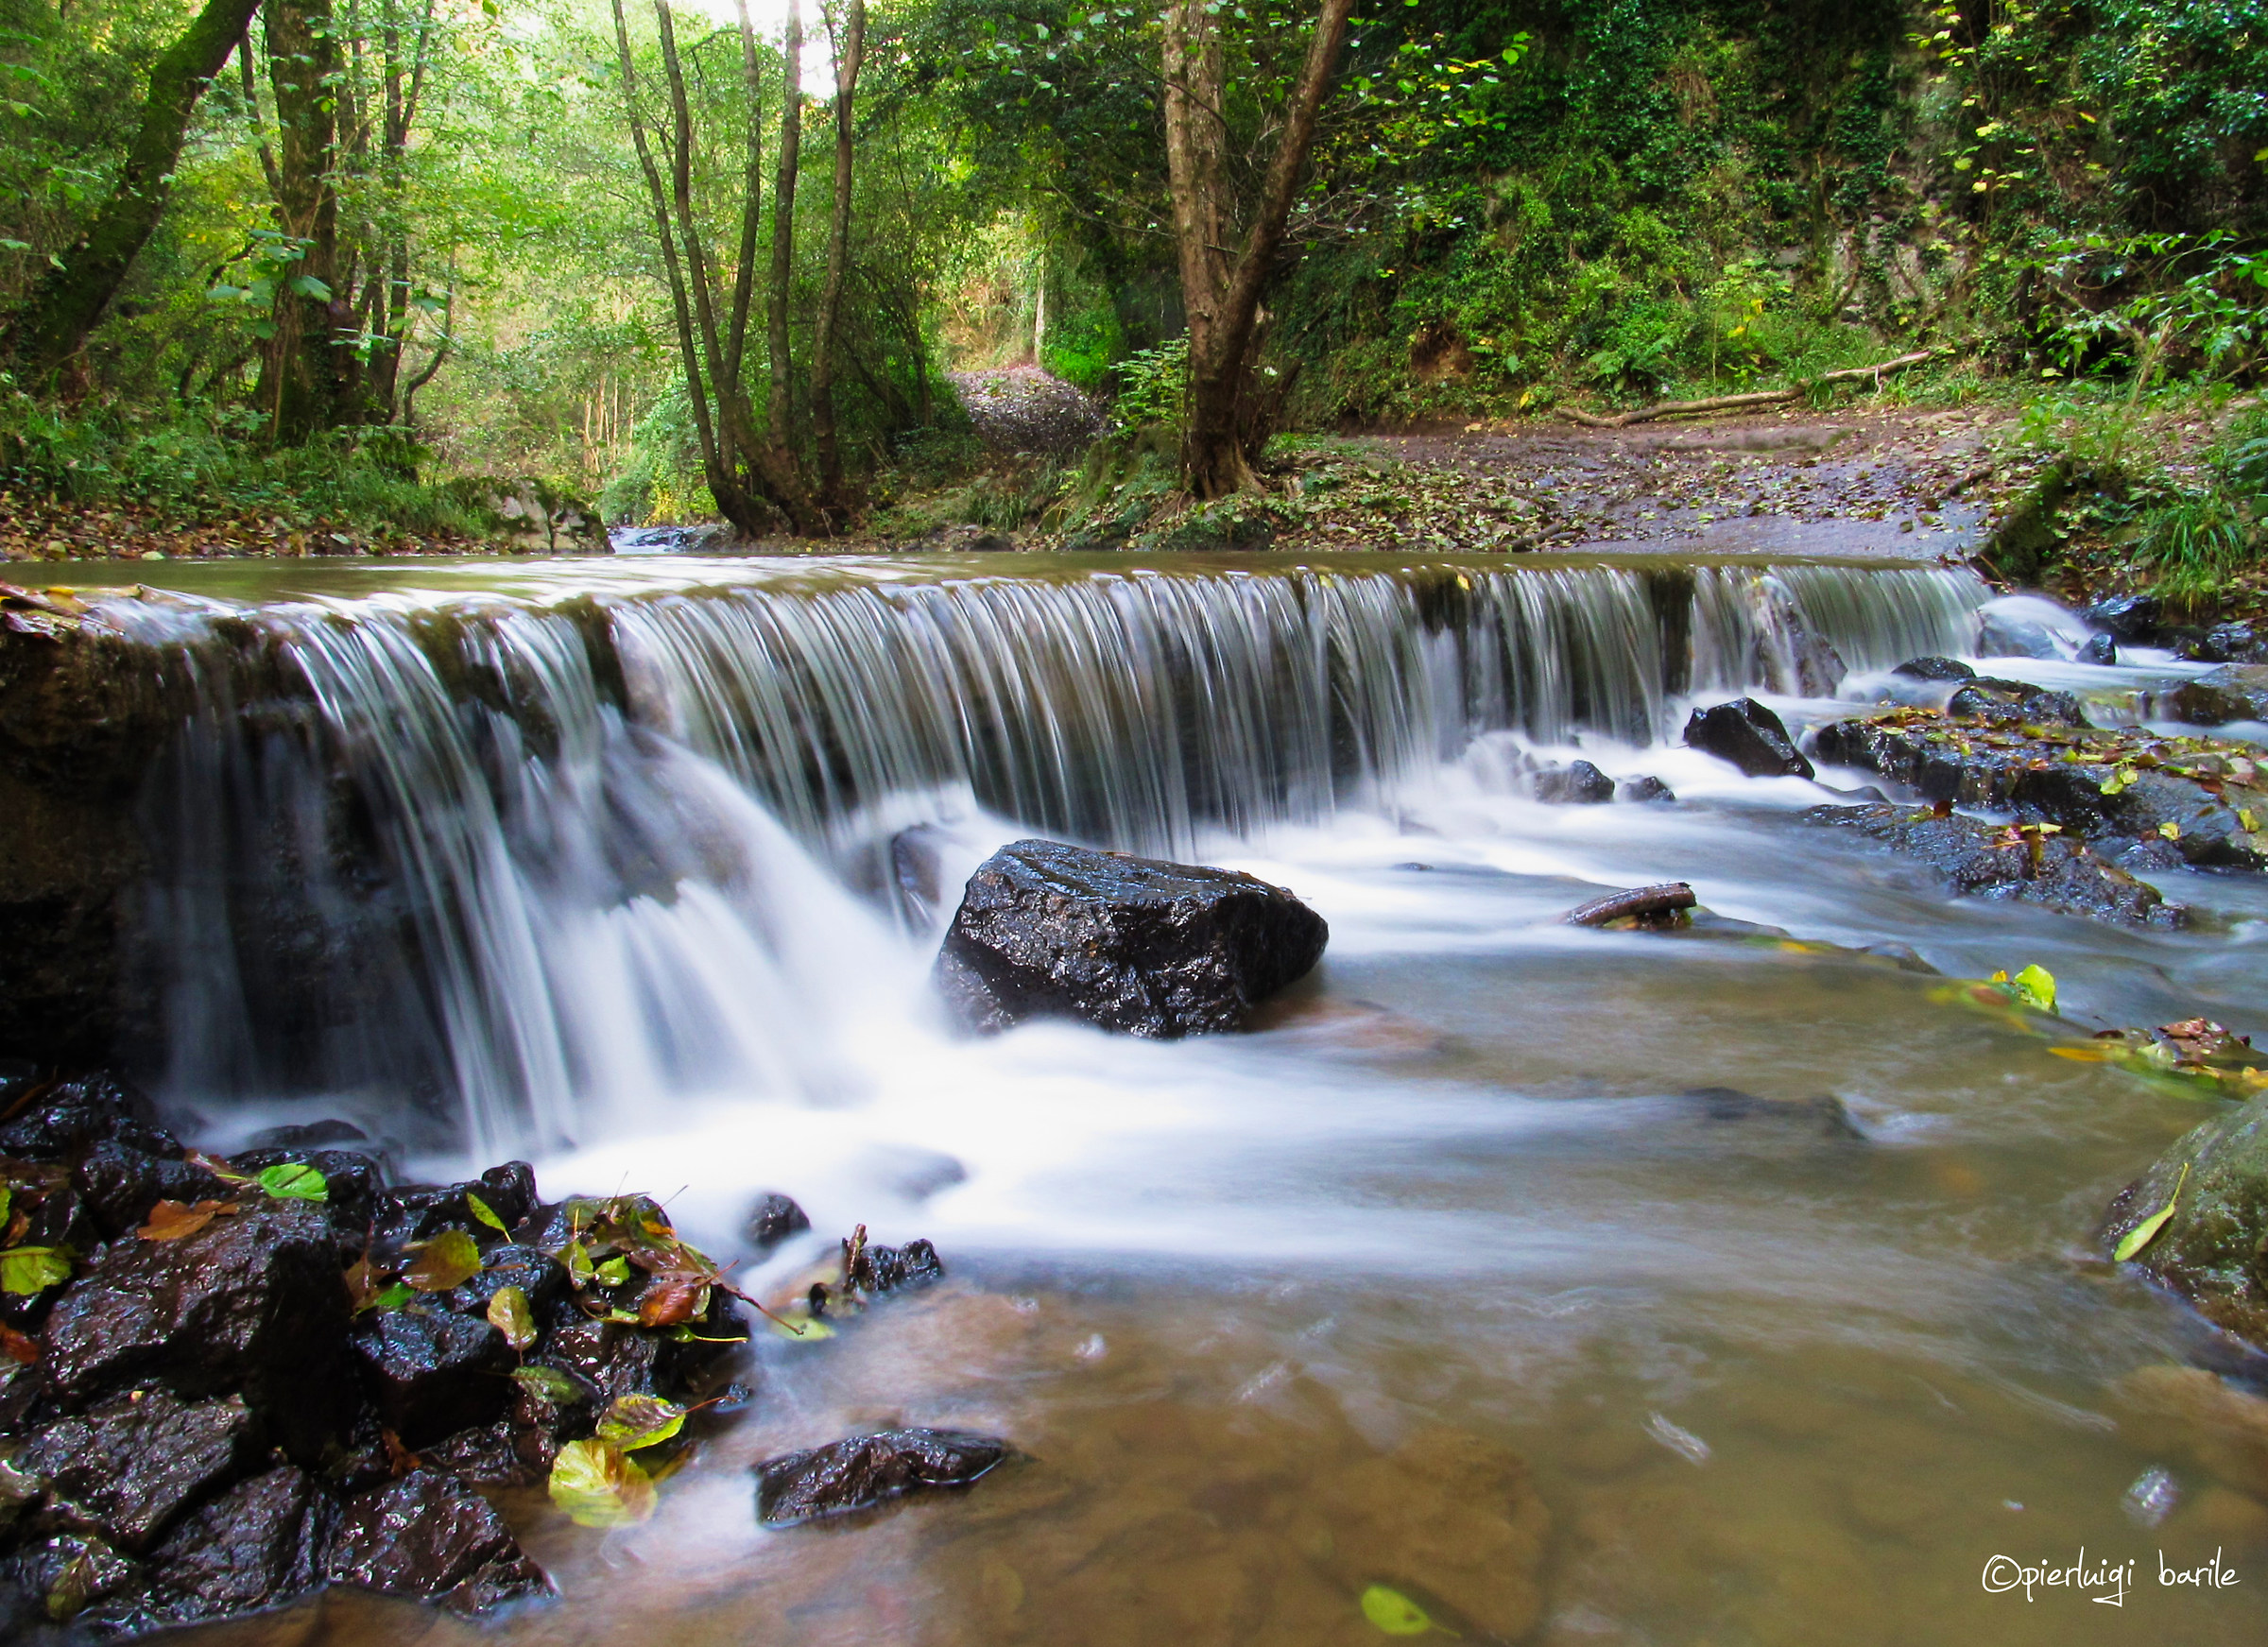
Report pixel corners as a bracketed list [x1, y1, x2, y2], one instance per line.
[767, 0, 803, 468]
[1162, 0, 1352, 498]
[809, 0, 864, 512]
[8, 0, 265, 378]
[262, 0, 365, 442]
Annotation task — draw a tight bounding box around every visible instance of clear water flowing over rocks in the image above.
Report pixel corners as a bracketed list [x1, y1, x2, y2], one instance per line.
[71, 550, 2268, 1645]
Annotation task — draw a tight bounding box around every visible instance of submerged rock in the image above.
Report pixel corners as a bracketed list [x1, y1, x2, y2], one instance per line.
[934, 838, 1328, 1038]
[1534, 760, 1615, 803]
[325, 1469, 548, 1614]
[754, 1427, 1009, 1525]
[1682, 698, 1814, 780]
[2105, 1095, 2268, 1352]
[1978, 609, 2063, 660]
[1803, 803, 2182, 928]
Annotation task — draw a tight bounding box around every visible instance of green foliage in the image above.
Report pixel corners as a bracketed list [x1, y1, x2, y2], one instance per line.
[1111, 336, 1188, 431]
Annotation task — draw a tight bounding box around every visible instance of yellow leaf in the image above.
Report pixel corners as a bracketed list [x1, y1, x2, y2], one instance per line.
[2011, 964, 2056, 1013]
[547, 1439, 655, 1528]
[1360, 1585, 1450, 1637]
[487, 1284, 537, 1351]
[2114, 1162, 2189, 1263]
[2158, 821, 2181, 840]
[404, 1228, 481, 1292]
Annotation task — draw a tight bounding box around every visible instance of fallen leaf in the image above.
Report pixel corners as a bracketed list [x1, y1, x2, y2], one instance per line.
[563, 1240, 594, 1288]
[595, 1393, 685, 1451]
[512, 1364, 588, 1404]
[404, 1228, 482, 1292]
[466, 1191, 509, 1235]
[0, 1246, 71, 1295]
[2115, 1162, 2191, 1263]
[637, 1277, 707, 1327]
[256, 1162, 328, 1202]
[548, 1438, 656, 1527]
[137, 1199, 239, 1240]
[594, 1255, 631, 1288]
[0, 1321, 36, 1364]
[2011, 964, 2056, 1013]
[1360, 1584, 1447, 1637]
[488, 1284, 537, 1351]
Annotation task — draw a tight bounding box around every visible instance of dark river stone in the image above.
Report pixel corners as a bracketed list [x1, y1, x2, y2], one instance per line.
[1682, 697, 1814, 780]
[935, 838, 1329, 1038]
[754, 1427, 1009, 1525]
[324, 1469, 548, 1613]
[350, 1308, 515, 1449]
[17, 1390, 258, 1553]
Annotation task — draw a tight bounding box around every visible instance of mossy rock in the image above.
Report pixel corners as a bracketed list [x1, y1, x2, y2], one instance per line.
[2105, 1095, 2268, 1347]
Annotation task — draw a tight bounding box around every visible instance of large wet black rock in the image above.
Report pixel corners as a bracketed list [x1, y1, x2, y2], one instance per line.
[17, 1390, 258, 1553]
[351, 1307, 516, 1449]
[42, 1200, 355, 1462]
[2171, 663, 2268, 726]
[229, 1146, 386, 1234]
[0, 1072, 178, 1163]
[1943, 677, 2085, 726]
[1892, 656, 1976, 682]
[1534, 760, 1615, 803]
[70, 1142, 229, 1242]
[934, 839, 1328, 1038]
[753, 1428, 1009, 1525]
[135, 1466, 334, 1629]
[325, 1469, 548, 1614]
[1803, 803, 2181, 927]
[2104, 1094, 2268, 1352]
[745, 1192, 811, 1250]
[371, 1162, 538, 1257]
[1682, 698, 1814, 780]
[444, 1243, 567, 1318]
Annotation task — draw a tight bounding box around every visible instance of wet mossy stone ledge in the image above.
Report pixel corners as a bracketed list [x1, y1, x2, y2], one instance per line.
[2105, 1095, 2268, 1353]
[0, 1070, 776, 1637]
[935, 839, 1329, 1038]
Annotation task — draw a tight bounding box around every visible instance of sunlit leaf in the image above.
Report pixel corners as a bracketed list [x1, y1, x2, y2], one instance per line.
[1360, 1584, 1441, 1636]
[137, 1198, 238, 1240]
[2011, 965, 2056, 1013]
[256, 1162, 328, 1201]
[637, 1277, 706, 1327]
[372, 1281, 415, 1309]
[512, 1364, 587, 1404]
[563, 1239, 594, 1287]
[595, 1393, 685, 1451]
[594, 1255, 631, 1288]
[2115, 1162, 2190, 1262]
[547, 1438, 655, 1527]
[488, 1284, 537, 1351]
[465, 1191, 510, 1235]
[0, 1246, 70, 1295]
[404, 1228, 481, 1292]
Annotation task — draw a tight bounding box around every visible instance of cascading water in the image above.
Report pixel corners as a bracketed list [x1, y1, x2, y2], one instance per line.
[122, 557, 1986, 1156]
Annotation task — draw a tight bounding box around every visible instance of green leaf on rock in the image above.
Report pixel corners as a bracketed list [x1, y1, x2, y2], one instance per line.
[0, 1246, 70, 1295]
[563, 1239, 594, 1287]
[256, 1162, 328, 1201]
[372, 1280, 415, 1310]
[404, 1228, 481, 1292]
[2115, 1161, 2191, 1262]
[547, 1437, 654, 1527]
[488, 1284, 537, 1351]
[2011, 964, 2056, 1013]
[595, 1393, 685, 1451]
[594, 1255, 631, 1288]
[466, 1191, 509, 1235]
[512, 1364, 586, 1404]
[1360, 1584, 1446, 1637]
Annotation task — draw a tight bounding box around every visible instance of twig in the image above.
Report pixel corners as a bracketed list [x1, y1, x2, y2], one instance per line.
[1562, 883, 1697, 927]
[1556, 351, 1941, 429]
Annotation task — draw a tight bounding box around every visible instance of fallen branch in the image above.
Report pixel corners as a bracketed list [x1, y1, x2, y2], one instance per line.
[1562, 882, 1696, 928]
[1556, 351, 1941, 430]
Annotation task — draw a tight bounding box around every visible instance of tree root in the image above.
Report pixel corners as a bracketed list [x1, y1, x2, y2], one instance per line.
[1555, 351, 1941, 430]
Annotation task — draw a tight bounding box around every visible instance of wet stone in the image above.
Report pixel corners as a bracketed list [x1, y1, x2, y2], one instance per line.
[1682, 698, 1814, 780]
[754, 1427, 1010, 1525]
[850, 1236, 946, 1295]
[1891, 656, 1976, 682]
[6, 1532, 142, 1624]
[17, 1389, 258, 1553]
[2078, 631, 2119, 666]
[137, 1466, 332, 1628]
[1617, 774, 1677, 803]
[41, 1200, 354, 1464]
[1978, 609, 2062, 659]
[1535, 759, 1615, 803]
[445, 1243, 567, 1317]
[2105, 1094, 2268, 1351]
[350, 1306, 515, 1449]
[746, 1192, 812, 1250]
[325, 1468, 548, 1614]
[2171, 664, 2268, 727]
[0, 1072, 177, 1164]
[1943, 677, 2085, 726]
[935, 838, 1329, 1038]
[69, 1142, 228, 1243]
[2084, 593, 2164, 643]
[229, 1147, 385, 1233]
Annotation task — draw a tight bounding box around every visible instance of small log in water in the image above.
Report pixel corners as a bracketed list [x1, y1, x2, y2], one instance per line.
[1561, 882, 1697, 928]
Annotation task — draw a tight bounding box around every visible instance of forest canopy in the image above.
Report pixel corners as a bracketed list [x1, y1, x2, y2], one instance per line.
[1, 0, 2264, 532]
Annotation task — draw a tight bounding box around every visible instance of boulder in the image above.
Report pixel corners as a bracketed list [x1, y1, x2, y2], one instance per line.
[2077, 632, 2119, 666]
[229, 1147, 386, 1234]
[934, 839, 1328, 1038]
[2188, 621, 2268, 665]
[1534, 760, 1615, 803]
[1978, 609, 2062, 659]
[6, 1531, 142, 1625]
[444, 1244, 567, 1318]
[137, 1466, 333, 1628]
[1617, 775, 1676, 803]
[1943, 677, 2085, 726]
[2104, 1094, 2268, 1350]
[0, 1072, 178, 1163]
[42, 1200, 355, 1462]
[1892, 656, 1976, 681]
[350, 1308, 516, 1449]
[70, 1143, 229, 1242]
[1803, 803, 2182, 927]
[745, 1192, 811, 1251]
[2171, 664, 2268, 727]
[2082, 593, 2164, 643]
[848, 1237, 945, 1296]
[17, 1390, 259, 1553]
[753, 1428, 1009, 1525]
[1682, 698, 1814, 780]
[325, 1469, 548, 1614]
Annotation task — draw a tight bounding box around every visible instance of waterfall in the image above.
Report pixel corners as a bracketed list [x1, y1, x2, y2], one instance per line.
[125, 558, 1986, 1152]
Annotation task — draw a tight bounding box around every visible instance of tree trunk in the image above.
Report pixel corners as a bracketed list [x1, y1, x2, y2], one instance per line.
[766, 0, 804, 478]
[8, 0, 265, 379]
[809, 0, 865, 514]
[263, 0, 365, 442]
[1161, 0, 1352, 499]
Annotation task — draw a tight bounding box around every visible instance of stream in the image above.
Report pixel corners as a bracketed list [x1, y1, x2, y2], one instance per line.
[48, 550, 2268, 1645]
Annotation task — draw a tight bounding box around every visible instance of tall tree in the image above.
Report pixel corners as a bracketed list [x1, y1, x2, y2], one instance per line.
[6, 0, 265, 380]
[1161, 0, 1353, 498]
[765, 0, 803, 487]
[260, 0, 365, 440]
[809, 0, 865, 509]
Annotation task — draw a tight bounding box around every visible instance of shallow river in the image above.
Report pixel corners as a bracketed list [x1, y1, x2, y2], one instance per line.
[52, 552, 2268, 1646]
